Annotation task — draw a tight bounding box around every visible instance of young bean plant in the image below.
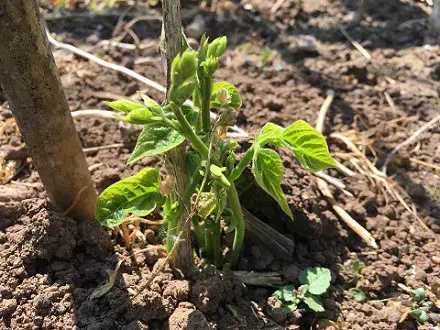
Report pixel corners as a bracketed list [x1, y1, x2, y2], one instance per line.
[95, 35, 336, 268]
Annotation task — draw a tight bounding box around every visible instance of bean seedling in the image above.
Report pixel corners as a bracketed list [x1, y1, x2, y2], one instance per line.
[95, 35, 336, 268]
[272, 267, 332, 313]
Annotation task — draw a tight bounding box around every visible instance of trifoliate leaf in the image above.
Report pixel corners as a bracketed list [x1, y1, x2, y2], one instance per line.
[299, 267, 331, 295]
[282, 120, 337, 172]
[252, 148, 293, 219]
[207, 36, 227, 58]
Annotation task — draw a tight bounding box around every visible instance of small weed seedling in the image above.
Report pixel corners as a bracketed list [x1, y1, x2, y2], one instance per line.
[407, 288, 432, 323]
[338, 260, 367, 302]
[272, 267, 331, 313]
[95, 35, 336, 269]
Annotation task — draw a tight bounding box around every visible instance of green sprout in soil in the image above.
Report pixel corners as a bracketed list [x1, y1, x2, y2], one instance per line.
[407, 287, 432, 323]
[94, 35, 336, 269]
[272, 267, 331, 313]
[338, 260, 367, 302]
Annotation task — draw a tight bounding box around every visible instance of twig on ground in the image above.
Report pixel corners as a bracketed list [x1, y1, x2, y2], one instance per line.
[231, 271, 284, 287]
[316, 89, 335, 134]
[315, 94, 378, 248]
[270, 0, 286, 15]
[382, 114, 440, 174]
[410, 157, 440, 172]
[313, 171, 352, 196]
[338, 24, 372, 61]
[47, 32, 248, 137]
[83, 143, 132, 154]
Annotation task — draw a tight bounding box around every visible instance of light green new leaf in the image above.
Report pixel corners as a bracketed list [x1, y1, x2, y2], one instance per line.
[347, 288, 366, 302]
[282, 120, 337, 172]
[252, 148, 293, 219]
[299, 267, 331, 295]
[255, 123, 284, 147]
[273, 285, 296, 302]
[303, 293, 325, 312]
[105, 99, 146, 113]
[198, 192, 217, 218]
[95, 168, 163, 227]
[128, 122, 185, 164]
[211, 82, 242, 109]
[410, 288, 426, 303]
[139, 93, 162, 115]
[207, 36, 227, 58]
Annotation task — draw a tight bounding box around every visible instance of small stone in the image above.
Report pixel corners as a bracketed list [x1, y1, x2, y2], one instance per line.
[0, 298, 17, 317]
[168, 303, 209, 330]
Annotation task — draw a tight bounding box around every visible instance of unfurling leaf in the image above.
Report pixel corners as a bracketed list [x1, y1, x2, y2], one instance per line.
[197, 192, 217, 218]
[303, 293, 325, 312]
[255, 123, 284, 147]
[299, 267, 331, 295]
[212, 181, 227, 220]
[211, 82, 242, 109]
[105, 99, 146, 113]
[95, 168, 164, 227]
[282, 120, 337, 172]
[170, 49, 198, 104]
[207, 36, 227, 58]
[139, 93, 162, 115]
[209, 164, 231, 187]
[252, 148, 293, 219]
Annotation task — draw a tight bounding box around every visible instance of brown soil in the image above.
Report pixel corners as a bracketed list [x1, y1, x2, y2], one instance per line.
[1, 0, 440, 329]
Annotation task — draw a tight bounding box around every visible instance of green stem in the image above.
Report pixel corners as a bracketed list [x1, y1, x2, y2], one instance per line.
[227, 182, 245, 267]
[212, 219, 222, 267]
[166, 210, 180, 252]
[205, 222, 213, 261]
[229, 146, 255, 181]
[201, 76, 212, 133]
[170, 103, 210, 158]
[192, 216, 205, 251]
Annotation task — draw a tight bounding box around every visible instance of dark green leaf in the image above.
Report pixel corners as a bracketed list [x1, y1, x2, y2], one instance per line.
[303, 293, 325, 312]
[282, 120, 337, 172]
[410, 309, 427, 323]
[299, 267, 331, 295]
[212, 181, 227, 220]
[252, 148, 293, 219]
[95, 168, 163, 227]
[211, 82, 242, 109]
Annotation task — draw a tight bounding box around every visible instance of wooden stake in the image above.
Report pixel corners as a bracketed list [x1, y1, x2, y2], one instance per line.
[160, 0, 194, 275]
[0, 0, 96, 221]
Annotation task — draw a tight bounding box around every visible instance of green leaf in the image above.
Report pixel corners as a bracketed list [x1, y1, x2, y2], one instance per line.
[105, 99, 145, 113]
[285, 302, 298, 312]
[211, 82, 242, 109]
[282, 120, 337, 172]
[272, 285, 296, 302]
[198, 192, 217, 218]
[207, 36, 227, 58]
[255, 123, 284, 147]
[347, 288, 366, 302]
[128, 106, 198, 164]
[139, 93, 162, 115]
[128, 122, 185, 164]
[303, 293, 325, 312]
[410, 288, 426, 303]
[252, 148, 293, 219]
[95, 168, 163, 227]
[299, 267, 331, 295]
[410, 309, 428, 323]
